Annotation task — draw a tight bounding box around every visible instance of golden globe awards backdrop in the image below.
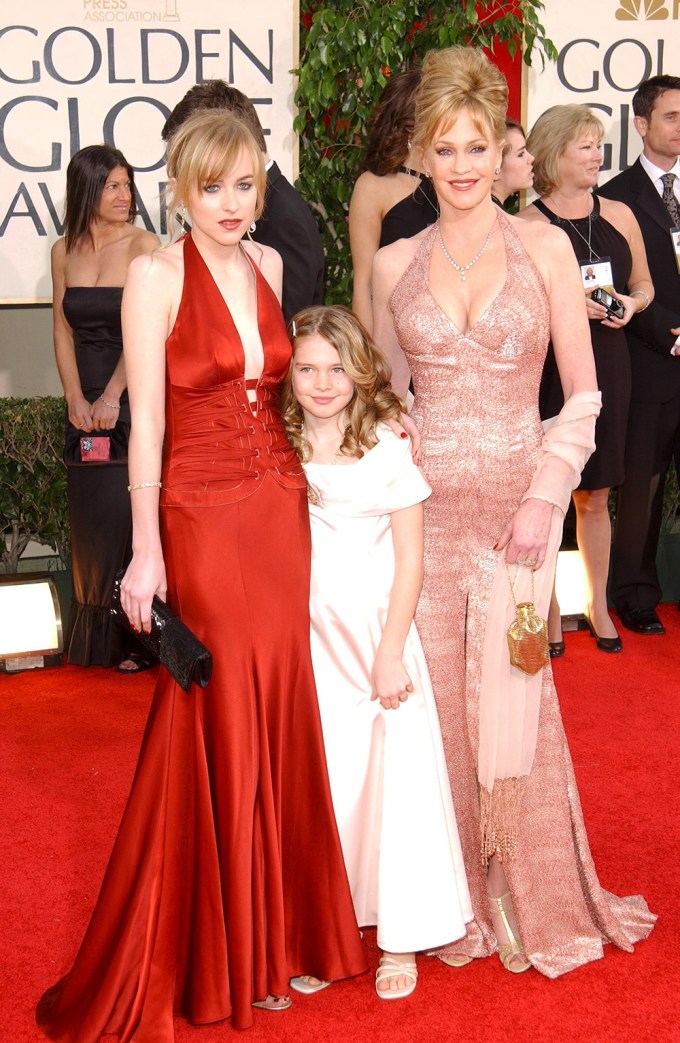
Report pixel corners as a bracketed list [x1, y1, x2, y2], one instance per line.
[525, 0, 680, 183]
[0, 0, 298, 302]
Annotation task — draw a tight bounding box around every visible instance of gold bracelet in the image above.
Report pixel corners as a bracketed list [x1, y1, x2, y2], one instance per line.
[99, 395, 120, 409]
[127, 481, 162, 491]
[630, 289, 650, 311]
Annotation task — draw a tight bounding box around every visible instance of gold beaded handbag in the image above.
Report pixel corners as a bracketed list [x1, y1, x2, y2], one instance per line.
[505, 562, 549, 676]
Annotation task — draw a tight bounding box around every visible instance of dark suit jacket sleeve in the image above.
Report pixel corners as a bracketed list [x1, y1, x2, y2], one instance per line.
[627, 300, 679, 357]
[251, 163, 325, 323]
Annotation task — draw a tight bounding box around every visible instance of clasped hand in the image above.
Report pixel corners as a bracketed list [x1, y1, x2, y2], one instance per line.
[67, 394, 94, 432]
[67, 394, 119, 431]
[90, 397, 119, 430]
[586, 291, 636, 330]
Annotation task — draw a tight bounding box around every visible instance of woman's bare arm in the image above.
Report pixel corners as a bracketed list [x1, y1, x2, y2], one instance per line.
[349, 172, 386, 331]
[119, 248, 176, 631]
[51, 239, 93, 432]
[91, 231, 160, 431]
[371, 244, 413, 399]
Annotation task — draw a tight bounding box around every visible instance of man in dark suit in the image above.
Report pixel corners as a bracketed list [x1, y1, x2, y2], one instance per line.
[598, 75, 680, 634]
[162, 82, 325, 322]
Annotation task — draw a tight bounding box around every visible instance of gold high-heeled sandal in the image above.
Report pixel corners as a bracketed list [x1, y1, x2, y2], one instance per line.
[488, 892, 531, 974]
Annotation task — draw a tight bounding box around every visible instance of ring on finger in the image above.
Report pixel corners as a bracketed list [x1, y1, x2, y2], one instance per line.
[525, 556, 537, 567]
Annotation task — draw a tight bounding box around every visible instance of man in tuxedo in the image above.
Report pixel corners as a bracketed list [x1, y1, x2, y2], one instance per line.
[162, 82, 325, 322]
[598, 75, 680, 634]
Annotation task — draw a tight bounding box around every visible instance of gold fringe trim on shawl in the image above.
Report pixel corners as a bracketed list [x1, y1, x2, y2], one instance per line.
[480, 777, 526, 864]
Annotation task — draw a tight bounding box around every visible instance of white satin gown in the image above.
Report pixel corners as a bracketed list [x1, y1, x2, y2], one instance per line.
[305, 425, 472, 954]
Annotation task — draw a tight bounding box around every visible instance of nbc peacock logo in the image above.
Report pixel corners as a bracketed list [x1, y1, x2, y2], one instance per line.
[616, 0, 669, 17]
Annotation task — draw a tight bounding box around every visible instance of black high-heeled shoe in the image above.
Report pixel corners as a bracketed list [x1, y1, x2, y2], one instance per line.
[584, 610, 622, 653]
[549, 640, 565, 658]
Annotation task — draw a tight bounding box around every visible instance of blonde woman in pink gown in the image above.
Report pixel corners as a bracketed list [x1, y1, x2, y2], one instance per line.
[372, 46, 655, 977]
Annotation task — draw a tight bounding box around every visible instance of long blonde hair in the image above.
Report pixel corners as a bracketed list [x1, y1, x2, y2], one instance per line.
[281, 305, 404, 463]
[165, 109, 266, 233]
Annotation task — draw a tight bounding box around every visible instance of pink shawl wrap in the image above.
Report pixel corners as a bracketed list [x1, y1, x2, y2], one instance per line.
[478, 390, 601, 861]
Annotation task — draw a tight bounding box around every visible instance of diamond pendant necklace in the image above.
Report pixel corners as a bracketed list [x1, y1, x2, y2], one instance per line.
[438, 215, 497, 282]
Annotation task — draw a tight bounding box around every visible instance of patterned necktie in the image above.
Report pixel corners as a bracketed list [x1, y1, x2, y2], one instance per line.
[661, 172, 680, 227]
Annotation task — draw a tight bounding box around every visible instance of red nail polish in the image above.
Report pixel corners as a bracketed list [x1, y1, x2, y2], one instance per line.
[400, 432, 408, 439]
[492, 542, 499, 550]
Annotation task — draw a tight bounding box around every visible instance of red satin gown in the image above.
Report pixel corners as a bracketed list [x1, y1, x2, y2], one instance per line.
[37, 235, 367, 1041]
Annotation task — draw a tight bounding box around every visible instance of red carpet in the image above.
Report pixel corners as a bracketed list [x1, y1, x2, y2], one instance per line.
[1, 606, 678, 1043]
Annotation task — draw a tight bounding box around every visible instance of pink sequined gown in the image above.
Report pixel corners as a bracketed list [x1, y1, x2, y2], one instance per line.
[390, 214, 655, 976]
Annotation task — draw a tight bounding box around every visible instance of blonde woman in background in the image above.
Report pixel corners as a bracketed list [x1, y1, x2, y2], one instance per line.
[521, 105, 654, 655]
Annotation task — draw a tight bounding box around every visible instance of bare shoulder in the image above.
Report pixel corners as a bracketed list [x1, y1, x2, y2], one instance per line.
[243, 238, 280, 267]
[243, 238, 282, 278]
[597, 196, 636, 236]
[509, 212, 572, 256]
[129, 226, 161, 255]
[50, 237, 68, 303]
[51, 238, 67, 286]
[507, 213, 577, 294]
[515, 201, 546, 225]
[374, 227, 426, 280]
[128, 239, 182, 291]
[51, 236, 67, 262]
[351, 170, 396, 207]
[352, 170, 381, 198]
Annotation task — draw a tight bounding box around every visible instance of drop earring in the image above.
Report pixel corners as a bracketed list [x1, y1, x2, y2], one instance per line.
[249, 221, 257, 234]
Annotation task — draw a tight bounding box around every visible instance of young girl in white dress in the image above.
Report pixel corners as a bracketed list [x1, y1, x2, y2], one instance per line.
[281, 305, 472, 1000]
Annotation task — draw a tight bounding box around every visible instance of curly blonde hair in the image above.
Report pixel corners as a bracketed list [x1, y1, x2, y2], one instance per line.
[412, 46, 508, 151]
[281, 305, 404, 463]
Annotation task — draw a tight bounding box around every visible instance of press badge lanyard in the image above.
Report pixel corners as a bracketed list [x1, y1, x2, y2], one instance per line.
[557, 207, 616, 290]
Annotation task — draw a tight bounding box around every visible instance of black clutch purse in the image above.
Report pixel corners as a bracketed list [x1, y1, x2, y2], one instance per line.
[111, 572, 213, 692]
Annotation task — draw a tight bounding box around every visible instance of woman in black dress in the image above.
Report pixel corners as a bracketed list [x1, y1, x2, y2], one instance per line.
[520, 105, 654, 652]
[51, 145, 159, 668]
[349, 69, 438, 331]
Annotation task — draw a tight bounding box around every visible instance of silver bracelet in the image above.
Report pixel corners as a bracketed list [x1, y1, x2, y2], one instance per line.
[128, 481, 162, 492]
[99, 394, 120, 410]
[630, 289, 651, 312]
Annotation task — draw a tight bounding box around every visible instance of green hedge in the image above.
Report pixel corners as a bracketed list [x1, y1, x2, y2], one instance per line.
[0, 397, 69, 572]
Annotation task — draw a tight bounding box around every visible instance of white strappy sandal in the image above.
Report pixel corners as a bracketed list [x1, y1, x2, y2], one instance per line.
[375, 954, 418, 1000]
